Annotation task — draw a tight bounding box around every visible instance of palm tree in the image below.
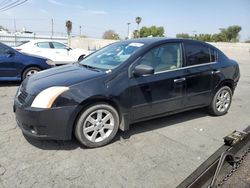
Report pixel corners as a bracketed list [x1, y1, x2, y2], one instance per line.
[135, 16, 142, 30]
[65, 20, 72, 45]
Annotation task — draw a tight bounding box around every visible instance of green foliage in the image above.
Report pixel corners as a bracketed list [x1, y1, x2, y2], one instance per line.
[102, 30, 120, 40]
[176, 25, 242, 42]
[219, 25, 242, 42]
[135, 16, 142, 30]
[136, 26, 165, 38]
[133, 30, 140, 38]
[176, 33, 190, 39]
[135, 17, 142, 25]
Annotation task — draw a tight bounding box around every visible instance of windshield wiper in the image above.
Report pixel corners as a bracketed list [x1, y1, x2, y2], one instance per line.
[81, 64, 101, 72]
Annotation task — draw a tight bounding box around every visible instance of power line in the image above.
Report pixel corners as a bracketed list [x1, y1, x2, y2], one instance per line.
[0, 0, 21, 11]
[0, 0, 10, 7]
[0, 0, 28, 12]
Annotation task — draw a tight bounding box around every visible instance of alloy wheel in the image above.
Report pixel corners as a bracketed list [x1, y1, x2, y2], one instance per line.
[83, 109, 114, 142]
[216, 89, 231, 113]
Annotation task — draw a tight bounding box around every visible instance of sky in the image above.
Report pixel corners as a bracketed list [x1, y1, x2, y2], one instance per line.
[0, 0, 250, 41]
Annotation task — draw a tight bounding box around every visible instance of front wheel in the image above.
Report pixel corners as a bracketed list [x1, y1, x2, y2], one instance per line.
[22, 67, 41, 80]
[75, 103, 119, 148]
[208, 86, 232, 116]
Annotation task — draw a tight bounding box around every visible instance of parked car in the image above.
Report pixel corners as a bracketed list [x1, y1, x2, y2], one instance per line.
[0, 42, 55, 81]
[15, 40, 92, 65]
[14, 38, 240, 147]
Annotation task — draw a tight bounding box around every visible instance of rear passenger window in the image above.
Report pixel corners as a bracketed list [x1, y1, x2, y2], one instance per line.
[185, 44, 211, 66]
[36, 42, 50, 49]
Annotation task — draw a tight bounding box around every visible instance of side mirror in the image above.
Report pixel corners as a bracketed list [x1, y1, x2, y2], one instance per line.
[66, 47, 72, 51]
[6, 50, 15, 57]
[133, 64, 154, 76]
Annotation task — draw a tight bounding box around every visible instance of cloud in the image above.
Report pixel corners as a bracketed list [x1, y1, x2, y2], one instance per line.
[48, 0, 64, 6]
[88, 10, 108, 15]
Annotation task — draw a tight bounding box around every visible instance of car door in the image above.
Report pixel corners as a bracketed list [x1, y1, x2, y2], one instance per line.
[51, 42, 74, 63]
[183, 42, 215, 107]
[129, 42, 186, 121]
[0, 44, 18, 79]
[34, 42, 55, 61]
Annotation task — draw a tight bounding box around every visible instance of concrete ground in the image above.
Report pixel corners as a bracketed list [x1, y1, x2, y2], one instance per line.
[0, 46, 250, 188]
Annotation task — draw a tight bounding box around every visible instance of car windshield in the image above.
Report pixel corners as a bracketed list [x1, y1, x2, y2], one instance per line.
[79, 42, 144, 70]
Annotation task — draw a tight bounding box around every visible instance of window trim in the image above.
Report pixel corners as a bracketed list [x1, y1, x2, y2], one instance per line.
[155, 61, 217, 75]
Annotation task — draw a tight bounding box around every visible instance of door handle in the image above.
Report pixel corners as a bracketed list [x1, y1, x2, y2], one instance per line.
[211, 70, 220, 74]
[174, 77, 186, 83]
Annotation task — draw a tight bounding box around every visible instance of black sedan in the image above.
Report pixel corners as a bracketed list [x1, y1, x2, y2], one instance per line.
[0, 42, 55, 81]
[14, 38, 240, 147]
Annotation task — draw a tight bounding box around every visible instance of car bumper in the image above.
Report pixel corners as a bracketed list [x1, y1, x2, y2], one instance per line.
[14, 102, 77, 140]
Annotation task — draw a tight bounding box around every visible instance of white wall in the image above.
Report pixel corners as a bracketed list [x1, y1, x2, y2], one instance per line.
[209, 42, 250, 61]
[71, 37, 118, 51]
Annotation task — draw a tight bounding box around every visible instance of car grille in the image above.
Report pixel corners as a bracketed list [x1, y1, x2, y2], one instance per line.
[18, 89, 28, 104]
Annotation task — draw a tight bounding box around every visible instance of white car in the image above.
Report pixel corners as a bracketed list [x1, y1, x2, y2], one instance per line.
[15, 40, 92, 65]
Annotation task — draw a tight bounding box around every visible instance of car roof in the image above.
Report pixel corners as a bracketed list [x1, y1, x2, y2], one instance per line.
[27, 39, 66, 44]
[122, 37, 218, 51]
[124, 37, 208, 45]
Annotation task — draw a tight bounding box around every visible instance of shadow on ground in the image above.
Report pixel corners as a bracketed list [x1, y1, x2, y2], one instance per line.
[0, 81, 20, 87]
[24, 108, 209, 150]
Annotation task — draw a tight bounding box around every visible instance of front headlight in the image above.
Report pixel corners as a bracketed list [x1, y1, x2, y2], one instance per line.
[46, 59, 55, 66]
[31, 86, 69, 108]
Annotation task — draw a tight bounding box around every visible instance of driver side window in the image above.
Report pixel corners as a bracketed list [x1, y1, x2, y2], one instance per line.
[139, 43, 183, 73]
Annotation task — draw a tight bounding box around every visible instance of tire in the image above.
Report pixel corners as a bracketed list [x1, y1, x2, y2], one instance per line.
[208, 86, 233, 116]
[75, 103, 119, 148]
[78, 55, 85, 62]
[22, 67, 41, 80]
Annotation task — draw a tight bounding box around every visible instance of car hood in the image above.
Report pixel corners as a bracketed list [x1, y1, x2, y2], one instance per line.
[22, 64, 105, 95]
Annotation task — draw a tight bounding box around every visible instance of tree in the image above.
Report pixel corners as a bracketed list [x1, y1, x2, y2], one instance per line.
[219, 25, 242, 42]
[138, 26, 165, 38]
[133, 30, 140, 38]
[176, 33, 191, 39]
[135, 16, 142, 30]
[176, 25, 242, 42]
[102, 30, 120, 40]
[65, 20, 72, 45]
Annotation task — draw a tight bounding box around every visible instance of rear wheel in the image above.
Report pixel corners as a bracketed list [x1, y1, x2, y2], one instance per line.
[22, 67, 41, 80]
[75, 103, 119, 148]
[208, 86, 232, 116]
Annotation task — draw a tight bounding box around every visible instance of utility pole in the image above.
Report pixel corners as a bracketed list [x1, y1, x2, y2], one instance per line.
[79, 25, 81, 36]
[14, 18, 16, 33]
[51, 18, 54, 37]
[127, 22, 130, 39]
